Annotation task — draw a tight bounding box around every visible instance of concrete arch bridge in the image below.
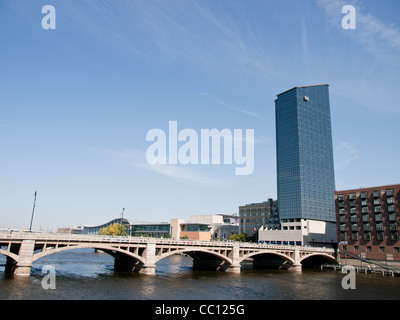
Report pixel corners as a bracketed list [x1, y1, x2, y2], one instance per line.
[0, 232, 338, 276]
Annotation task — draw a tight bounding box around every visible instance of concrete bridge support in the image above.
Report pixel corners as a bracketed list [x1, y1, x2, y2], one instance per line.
[113, 240, 156, 275]
[225, 242, 241, 273]
[14, 240, 35, 276]
[139, 240, 156, 275]
[290, 249, 302, 272]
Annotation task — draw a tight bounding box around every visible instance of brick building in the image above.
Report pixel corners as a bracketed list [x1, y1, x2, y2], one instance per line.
[335, 184, 400, 262]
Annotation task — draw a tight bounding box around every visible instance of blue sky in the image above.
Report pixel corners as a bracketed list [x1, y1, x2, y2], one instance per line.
[1, 0, 399, 230]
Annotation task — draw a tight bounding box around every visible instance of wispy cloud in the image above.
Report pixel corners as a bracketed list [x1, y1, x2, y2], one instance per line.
[198, 92, 265, 120]
[316, 0, 400, 65]
[96, 147, 225, 187]
[334, 142, 359, 170]
[56, 0, 279, 78]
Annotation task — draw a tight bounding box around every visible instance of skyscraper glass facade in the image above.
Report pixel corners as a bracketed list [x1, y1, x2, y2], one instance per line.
[275, 85, 336, 222]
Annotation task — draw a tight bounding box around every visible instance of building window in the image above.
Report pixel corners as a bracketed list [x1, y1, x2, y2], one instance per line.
[361, 192, 367, 199]
[349, 194, 355, 200]
[379, 247, 385, 253]
[386, 189, 394, 197]
[376, 233, 384, 241]
[387, 198, 394, 204]
[373, 191, 380, 198]
[390, 233, 399, 241]
[361, 200, 368, 207]
[338, 194, 344, 201]
[394, 247, 400, 253]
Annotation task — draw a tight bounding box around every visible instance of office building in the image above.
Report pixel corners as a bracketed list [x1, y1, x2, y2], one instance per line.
[275, 84, 335, 222]
[259, 85, 337, 246]
[239, 198, 279, 238]
[82, 214, 238, 241]
[130, 223, 171, 238]
[336, 184, 400, 262]
[82, 218, 130, 235]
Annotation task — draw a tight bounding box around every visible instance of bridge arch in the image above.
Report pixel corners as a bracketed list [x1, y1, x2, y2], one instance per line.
[238, 250, 295, 265]
[155, 248, 232, 265]
[238, 250, 296, 270]
[299, 253, 338, 268]
[155, 248, 234, 272]
[31, 244, 146, 265]
[0, 249, 20, 263]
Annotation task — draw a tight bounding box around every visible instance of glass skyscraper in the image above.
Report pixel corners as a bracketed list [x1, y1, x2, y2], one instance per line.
[275, 84, 336, 222]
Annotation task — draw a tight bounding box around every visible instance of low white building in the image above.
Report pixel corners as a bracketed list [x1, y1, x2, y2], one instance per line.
[259, 219, 337, 247]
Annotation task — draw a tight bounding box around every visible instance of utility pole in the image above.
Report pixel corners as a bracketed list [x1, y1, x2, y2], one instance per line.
[120, 207, 125, 235]
[29, 191, 37, 232]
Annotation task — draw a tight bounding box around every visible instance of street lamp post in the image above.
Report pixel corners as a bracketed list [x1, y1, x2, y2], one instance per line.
[29, 191, 37, 232]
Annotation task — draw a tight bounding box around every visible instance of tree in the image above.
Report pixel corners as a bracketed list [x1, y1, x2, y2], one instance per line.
[98, 223, 127, 236]
[230, 233, 247, 242]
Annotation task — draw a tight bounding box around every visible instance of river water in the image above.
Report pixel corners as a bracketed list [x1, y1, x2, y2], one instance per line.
[0, 248, 399, 300]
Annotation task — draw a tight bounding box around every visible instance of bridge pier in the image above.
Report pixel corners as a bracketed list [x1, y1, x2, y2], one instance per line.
[226, 243, 241, 273]
[14, 239, 35, 276]
[140, 240, 156, 275]
[138, 265, 156, 275]
[224, 264, 241, 273]
[288, 264, 302, 272]
[290, 249, 302, 272]
[113, 239, 157, 275]
[14, 264, 32, 276]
